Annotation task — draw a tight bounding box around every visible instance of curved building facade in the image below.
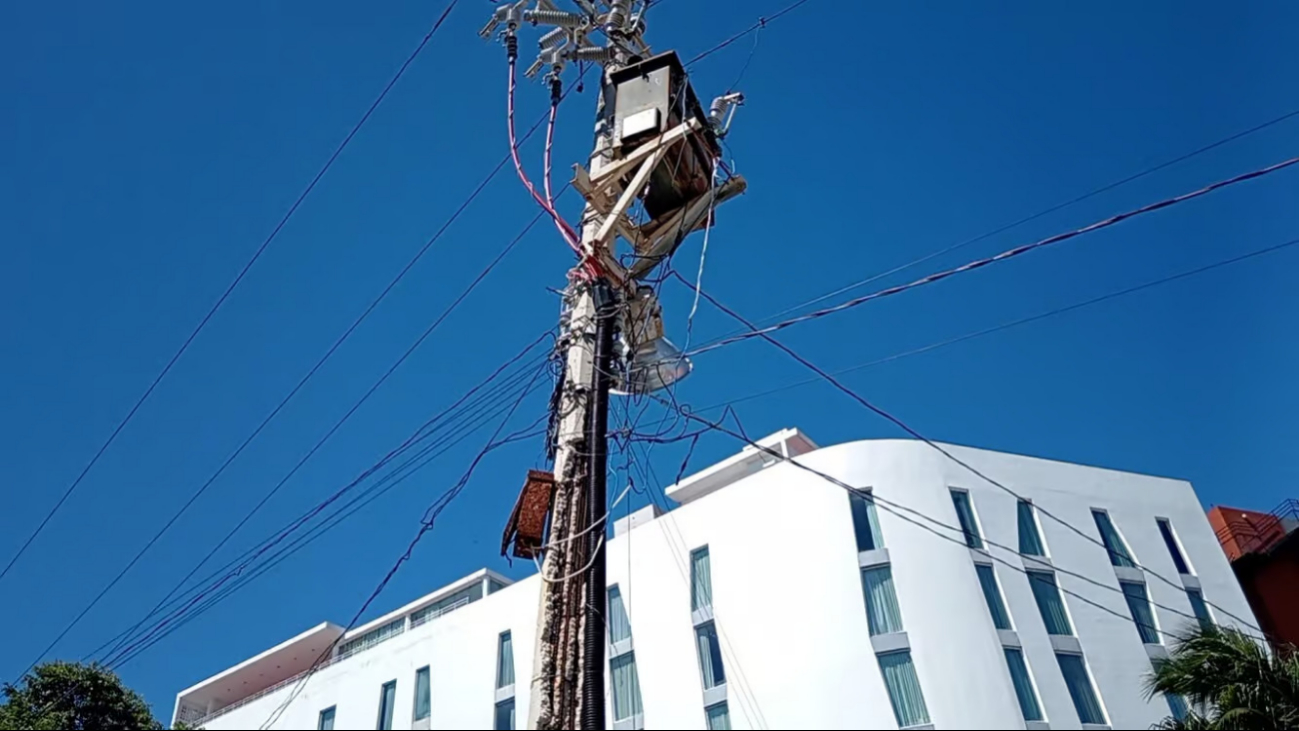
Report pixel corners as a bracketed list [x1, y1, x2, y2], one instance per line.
[175, 432, 1256, 730]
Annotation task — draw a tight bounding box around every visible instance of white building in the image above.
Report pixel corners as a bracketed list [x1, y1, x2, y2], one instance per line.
[174, 432, 1257, 730]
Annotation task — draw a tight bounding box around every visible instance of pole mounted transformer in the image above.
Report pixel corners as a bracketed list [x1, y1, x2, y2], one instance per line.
[486, 4, 747, 728]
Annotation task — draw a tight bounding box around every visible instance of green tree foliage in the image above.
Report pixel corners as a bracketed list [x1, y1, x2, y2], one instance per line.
[1149, 626, 1299, 729]
[0, 662, 162, 730]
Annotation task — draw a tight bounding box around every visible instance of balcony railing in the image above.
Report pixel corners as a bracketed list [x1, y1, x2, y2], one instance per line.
[1216, 499, 1299, 559]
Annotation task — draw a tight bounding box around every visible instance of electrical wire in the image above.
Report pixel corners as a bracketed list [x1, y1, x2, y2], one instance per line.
[685, 0, 812, 66]
[679, 279, 1269, 637]
[14, 186, 546, 682]
[687, 236, 1299, 413]
[98, 339, 553, 668]
[744, 108, 1299, 331]
[107, 372, 553, 672]
[648, 403, 1226, 646]
[686, 154, 1299, 357]
[0, 0, 462, 586]
[259, 366, 547, 730]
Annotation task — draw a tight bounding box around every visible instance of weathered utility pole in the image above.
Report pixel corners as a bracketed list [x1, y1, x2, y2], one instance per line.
[486, 3, 747, 728]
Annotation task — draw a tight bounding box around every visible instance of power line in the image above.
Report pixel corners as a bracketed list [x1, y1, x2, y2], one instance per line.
[680, 278, 1268, 636]
[686, 154, 1299, 357]
[106, 366, 553, 671]
[259, 367, 547, 730]
[0, 0, 462, 586]
[689, 237, 1299, 412]
[648, 403, 1222, 646]
[686, 0, 812, 66]
[745, 107, 1299, 330]
[18, 200, 546, 679]
[98, 340, 553, 669]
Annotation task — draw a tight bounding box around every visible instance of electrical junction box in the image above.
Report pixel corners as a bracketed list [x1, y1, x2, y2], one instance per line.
[609, 51, 721, 220]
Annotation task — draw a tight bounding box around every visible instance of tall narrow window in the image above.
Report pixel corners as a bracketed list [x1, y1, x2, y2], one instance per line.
[1092, 510, 1136, 568]
[494, 699, 515, 731]
[496, 631, 515, 689]
[861, 566, 904, 636]
[976, 563, 1012, 630]
[705, 702, 731, 731]
[1186, 588, 1214, 630]
[951, 490, 983, 549]
[414, 666, 431, 722]
[850, 490, 884, 551]
[1004, 648, 1043, 722]
[611, 653, 644, 721]
[609, 586, 632, 645]
[695, 622, 727, 689]
[1166, 689, 1190, 722]
[1028, 570, 1073, 636]
[878, 651, 931, 728]
[377, 680, 397, 731]
[691, 547, 713, 612]
[1121, 581, 1160, 644]
[1056, 653, 1106, 726]
[318, 706, 336, 731]
[1018, 500, 1046, 556]
[1157, 519, 1191, 575]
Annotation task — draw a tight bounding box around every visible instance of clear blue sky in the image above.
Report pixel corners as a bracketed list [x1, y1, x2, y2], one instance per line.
[2, 0, 1296, 718]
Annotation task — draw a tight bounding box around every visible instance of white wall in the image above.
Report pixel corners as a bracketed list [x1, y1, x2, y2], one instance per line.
[193, 439, 1257, 731]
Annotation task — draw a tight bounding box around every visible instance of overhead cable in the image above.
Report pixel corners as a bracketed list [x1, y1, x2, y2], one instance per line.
[22, 200, 549, 679]
[259, 367, 547, 730]
[98, 338, 552, 668]
[681, 278, 1268, 636]
[691, 237, 1299, 412]
[748, 107, 1299, 329]
[0, 0, 462, 586]
[687, 154, 1299, 357]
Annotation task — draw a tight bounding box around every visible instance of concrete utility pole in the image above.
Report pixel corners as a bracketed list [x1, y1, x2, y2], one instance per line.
[485, 3, 747, 728]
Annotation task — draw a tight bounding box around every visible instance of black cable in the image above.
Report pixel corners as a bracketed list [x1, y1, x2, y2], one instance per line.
[259, 366, 547, 730]
[107, 374, 552, 671]
[651, 402, 1219, 645]
[16, 190, 545, 682]
[687, 236, 1299, 412]
[0, 0, 462, 586]
[744, 108, 1299, 330]
[686, 0, 812, 66]
[680, 277, 1268, 636]
[687, 154, 1299, 357]
[97, 336, 553, 666]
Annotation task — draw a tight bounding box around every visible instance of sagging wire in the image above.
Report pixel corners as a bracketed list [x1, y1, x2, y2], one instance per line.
[506, 42, 600, 280]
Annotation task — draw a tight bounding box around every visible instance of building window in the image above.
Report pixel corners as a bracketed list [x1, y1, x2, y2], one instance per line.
[1157, 519, 1192, 575]
[705, 702, 731, 730]
[414, 666, 431, 722]
[1018, 500, 1046, 556]
[976, 564, 1012, 630]
[695, 621, 727, 689]
[377, 680, 397, 731]
[1056, 653, 1106, 726]
[1166, 689, 1190, 722]
[1028, 570, 1073, 636]
[497, 631, 515, 689]
[1121, 581, 1161, 644]
[611, 653, 644, 722]
[691, 546, 713, 612]
[1004, 648, 1043, 722]
[951, 489, 983, 549]
[609, 586, 632, 645]
[850, 490, 884, 551]
[318, 706, 336, 731]
[1092, 510, 1136, 568]
[878, 651, 931, 728]
[861, 565, 904, 636]
[337, 618, 406, 660]
[494, 698, 515, 731]
[1186, 588, 1214, 630]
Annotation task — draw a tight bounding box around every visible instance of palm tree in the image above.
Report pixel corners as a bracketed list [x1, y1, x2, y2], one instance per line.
[1147, 626, 1299, 729]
